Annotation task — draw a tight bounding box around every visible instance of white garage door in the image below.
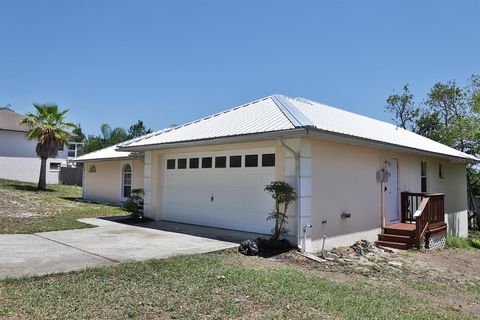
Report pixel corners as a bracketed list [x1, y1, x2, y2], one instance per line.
[162, 148, 277, 234]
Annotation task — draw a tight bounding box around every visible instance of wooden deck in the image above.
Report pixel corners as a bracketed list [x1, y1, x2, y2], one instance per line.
[376, 192, 447, 250]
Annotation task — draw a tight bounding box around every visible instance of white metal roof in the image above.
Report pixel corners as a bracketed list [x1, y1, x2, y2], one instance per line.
[120, 96, 295, 149]
[285, 96, 478, 161]
[74, 144, 133, 161]
[76, 94, 478, 162]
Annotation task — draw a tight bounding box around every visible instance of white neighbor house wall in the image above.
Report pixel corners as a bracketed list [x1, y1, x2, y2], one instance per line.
[0, 130, 68, 184]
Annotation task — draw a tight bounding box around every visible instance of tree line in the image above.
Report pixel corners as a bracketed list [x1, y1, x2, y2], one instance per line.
[71, 120, 153, 154]
[385, 74, 480, 199]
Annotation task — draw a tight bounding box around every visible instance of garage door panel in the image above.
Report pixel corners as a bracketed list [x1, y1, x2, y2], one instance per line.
[162, 151, 276, 234]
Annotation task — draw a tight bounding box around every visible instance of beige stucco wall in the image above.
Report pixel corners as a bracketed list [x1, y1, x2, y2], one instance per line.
[83, 159, 144, 204]
[309, 138, 469, 250]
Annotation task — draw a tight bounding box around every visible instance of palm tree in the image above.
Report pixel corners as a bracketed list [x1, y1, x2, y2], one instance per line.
[20, 104, 78, 190]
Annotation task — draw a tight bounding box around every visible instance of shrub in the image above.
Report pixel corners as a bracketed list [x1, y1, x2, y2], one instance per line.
[123, 188, 144, 219]
[264, 181, 297, 241]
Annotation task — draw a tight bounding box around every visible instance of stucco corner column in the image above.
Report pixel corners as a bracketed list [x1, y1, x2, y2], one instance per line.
[298, 139, 313, 252]
[143, 151, 153, 219]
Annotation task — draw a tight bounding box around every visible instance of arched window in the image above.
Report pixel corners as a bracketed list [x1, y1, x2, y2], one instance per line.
[122, 164, 132, 198]
[89, 165, 96, 173]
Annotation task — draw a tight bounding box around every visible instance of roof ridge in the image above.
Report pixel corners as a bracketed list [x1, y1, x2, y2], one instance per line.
[271, 94, 314, 127]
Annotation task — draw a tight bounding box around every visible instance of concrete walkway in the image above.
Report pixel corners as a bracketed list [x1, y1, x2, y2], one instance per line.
[0, 218, 253, 278]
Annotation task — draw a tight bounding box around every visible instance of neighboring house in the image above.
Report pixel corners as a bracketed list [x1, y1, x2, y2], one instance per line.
[0, 107, 79, 184]
[75, 95, 479, 251]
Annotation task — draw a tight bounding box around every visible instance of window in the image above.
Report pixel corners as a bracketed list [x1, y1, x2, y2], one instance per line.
[262, 154, 275, 167]
[189, 158, 199, 169]
[245, 154, 258, 167]
[58, 144, 64, 151]
[88, 165, 96, 173]
[421, 161, 427, 192]
[49, 162, 61, 171]
[167, 159, 176, 170]
[215, 156, 227, 168]
[122, 164, 132, 198]
[202, 157, 212, 168]
[230, 155, 242, 168]
[438, 163, 444, 179]
[178, 158, 187, 169]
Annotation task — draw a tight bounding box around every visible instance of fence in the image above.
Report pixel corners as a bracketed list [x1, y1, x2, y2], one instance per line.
[59, 167, 83, 186]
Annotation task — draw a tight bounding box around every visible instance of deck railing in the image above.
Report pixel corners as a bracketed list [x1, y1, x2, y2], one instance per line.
[400, 192, 445, 248]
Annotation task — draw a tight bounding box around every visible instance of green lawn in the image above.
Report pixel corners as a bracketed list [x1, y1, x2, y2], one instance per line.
[0, 178, 125, 233]
[0, 249, 476, 320]
[1, 178, 479, 319]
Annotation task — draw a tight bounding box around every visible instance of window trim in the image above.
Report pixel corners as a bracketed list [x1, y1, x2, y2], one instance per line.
[202, 157, 213, 168]
[166, 159, 176, 170]
[121, 163, 133, 200]
[420, 161, 428, 193]
[49, 162, 61, 172]
[261, 153, 275, 167]
[177, 158, 187, 169]
[215, 156, 227, 168]
[245, 154, 259, 167]
[189, 158, 199, 169]
[229, 155, 242, 168]
[438, 163, 444, 180]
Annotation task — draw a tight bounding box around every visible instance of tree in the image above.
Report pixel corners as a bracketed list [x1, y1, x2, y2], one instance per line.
[72, 124, 86, 142]
[20, 104, 77, 190]
[385, 75, 480, 201]
[108, 127, 128, 144]
[426, 80, 466, 127]
[265, 181, 297, 241]
[385, 84, 419, 130]
[128, 120, 152, 139]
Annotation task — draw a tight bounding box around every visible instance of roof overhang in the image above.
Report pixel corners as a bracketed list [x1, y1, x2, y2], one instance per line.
[74, 153, 144, 163]
[117, 126, 478, 163]
[306, 128, 479, 163]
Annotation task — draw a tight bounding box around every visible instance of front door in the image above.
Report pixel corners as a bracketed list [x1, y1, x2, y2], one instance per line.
[386, 158, 399, 222]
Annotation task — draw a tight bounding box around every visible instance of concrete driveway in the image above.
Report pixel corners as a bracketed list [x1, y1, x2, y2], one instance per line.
[0, 218, 254, 278]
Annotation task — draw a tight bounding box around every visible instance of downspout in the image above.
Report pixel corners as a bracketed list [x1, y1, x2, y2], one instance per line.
[277, 137, 302, 251]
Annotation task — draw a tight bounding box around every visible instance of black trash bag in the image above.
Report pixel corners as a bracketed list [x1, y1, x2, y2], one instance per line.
[238, 240, 259, 256]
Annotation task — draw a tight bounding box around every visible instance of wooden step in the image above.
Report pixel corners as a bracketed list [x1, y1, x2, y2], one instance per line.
[378, 233, 416, 244]
[375, 240, 412, 250]
[383, 224, 416, 236]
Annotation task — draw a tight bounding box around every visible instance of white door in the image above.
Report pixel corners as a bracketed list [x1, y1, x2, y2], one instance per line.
[386, 158, 399, 222]
[162, 149, 276, 234]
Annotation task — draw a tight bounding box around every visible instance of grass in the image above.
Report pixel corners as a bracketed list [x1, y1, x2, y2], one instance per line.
[445, 234, 480, 249]
[0, 249, 475, 320]
[0, 178, 125, 234]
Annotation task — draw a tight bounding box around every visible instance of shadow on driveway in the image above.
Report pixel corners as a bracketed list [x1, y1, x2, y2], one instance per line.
[101, 215, 267, 244]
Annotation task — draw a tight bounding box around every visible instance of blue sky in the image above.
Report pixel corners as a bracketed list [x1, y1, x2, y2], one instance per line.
[1, 1, 478, 135]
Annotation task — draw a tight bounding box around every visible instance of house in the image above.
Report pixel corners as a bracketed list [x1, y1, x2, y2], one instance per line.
[0, 107, 80, 184]
[75, 95, 478, 251]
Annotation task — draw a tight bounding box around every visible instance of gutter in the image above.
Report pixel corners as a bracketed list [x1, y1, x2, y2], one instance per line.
[277, 137, 303, 252]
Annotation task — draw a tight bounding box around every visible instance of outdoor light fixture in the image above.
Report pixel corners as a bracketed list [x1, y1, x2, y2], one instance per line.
[341, 212, 351, 219]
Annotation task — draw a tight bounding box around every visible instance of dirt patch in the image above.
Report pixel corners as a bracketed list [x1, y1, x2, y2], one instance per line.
[264, 241, 480, 316]
[0, 189, 67, 217]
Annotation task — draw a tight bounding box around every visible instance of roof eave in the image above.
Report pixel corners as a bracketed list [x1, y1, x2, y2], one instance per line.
[74, 152, 144, 163]
[307, 128, 478, 163]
